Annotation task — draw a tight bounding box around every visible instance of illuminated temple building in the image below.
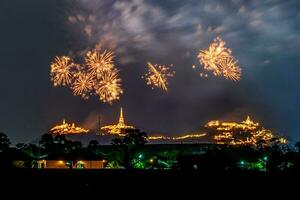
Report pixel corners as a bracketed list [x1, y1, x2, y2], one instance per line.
[205, 116, 286, 145]
[101, 107, 135, 136]
[50, 120, 89, 135]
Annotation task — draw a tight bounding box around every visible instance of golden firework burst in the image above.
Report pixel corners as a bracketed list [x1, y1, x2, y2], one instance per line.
[95, 69, 123, 104]
[50, 56, 76, 86]
[219, 57, 241, 81]
[198, 37, 241, 81]
[143, 62, 175, 92]
[85, 49, 114, 78]
[71, 72, 95, 99]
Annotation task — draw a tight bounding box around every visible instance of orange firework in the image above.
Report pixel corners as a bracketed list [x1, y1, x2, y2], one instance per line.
[95, 69, 123, 104]
[219, 57, 241, 81]
[85, 49, 114, 78]
[198, 37, 241, 81]
[50, 56, 76, 86]
[71, 72, 95, 99]
[50, 47, 124, 104]
[143, 62, 175, 92]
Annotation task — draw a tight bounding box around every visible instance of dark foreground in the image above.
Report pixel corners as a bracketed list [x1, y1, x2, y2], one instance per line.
[1, 169, 299, 193]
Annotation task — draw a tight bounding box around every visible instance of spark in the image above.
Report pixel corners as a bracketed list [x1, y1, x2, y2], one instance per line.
[71, 72, 95, 99]
[50, 56, 76, 86]
[198, 37, 241, 81]
[50, 48, 124, 104]
[95, 69, 123, 104]
[85, 49, 114, 78]
[219, 57, 241, 81]
[143, 62, 175, 92]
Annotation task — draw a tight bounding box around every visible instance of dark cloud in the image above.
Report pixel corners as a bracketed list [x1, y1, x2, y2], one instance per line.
[0, 0, 300, 143]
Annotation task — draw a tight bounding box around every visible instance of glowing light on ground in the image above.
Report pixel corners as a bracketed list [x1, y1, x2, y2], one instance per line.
[148, 133, 207, 141]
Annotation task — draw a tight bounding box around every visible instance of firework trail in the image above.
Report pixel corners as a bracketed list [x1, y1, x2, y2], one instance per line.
[143, 62, 175, 92]
[219, 57, 241, 81]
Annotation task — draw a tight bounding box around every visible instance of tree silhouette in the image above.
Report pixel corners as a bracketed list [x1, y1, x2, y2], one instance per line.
[111, 129, 148, 169]
[256, 139, 267, 150]
[40, 133, 54, 153]
[88, 140, 100, 154]
[40, 134, 70, 153]
[0, 132, 10, 151]
[295, 142, 300, 153]
[71, 141, 83, 150]
[27, 144, 39, 159]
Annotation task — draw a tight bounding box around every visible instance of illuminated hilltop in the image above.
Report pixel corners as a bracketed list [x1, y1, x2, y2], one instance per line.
[100, 107, 206, 141]
[101, 107, 135, 136]
[205, 116, 287, 146]
[50, 120, 89, 135]
[49, 112, 286, 146]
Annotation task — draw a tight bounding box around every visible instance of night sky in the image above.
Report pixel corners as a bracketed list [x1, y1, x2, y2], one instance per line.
[1, 0, 300, 143]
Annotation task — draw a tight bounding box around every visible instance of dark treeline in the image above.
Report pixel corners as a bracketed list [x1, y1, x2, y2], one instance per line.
[1, 131, 300, 175]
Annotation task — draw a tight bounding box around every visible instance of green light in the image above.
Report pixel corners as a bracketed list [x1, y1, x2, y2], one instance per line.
[255, 162, 264, 170]
[138, 154, 143, 159]
[240, 161, 245, 165]
[263, 156, 268, 161]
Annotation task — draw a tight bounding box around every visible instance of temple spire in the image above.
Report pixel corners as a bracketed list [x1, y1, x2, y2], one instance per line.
[118, 107, 125, 126]
[101, 107, 135, 136]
